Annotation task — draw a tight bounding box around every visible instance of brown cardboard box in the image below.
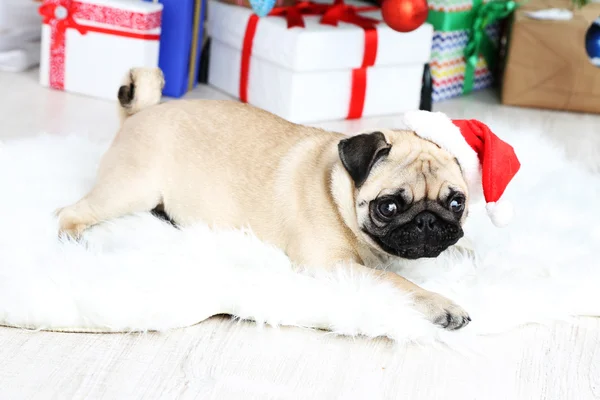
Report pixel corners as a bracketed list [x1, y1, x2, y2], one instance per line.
[501, 0, 600, 113]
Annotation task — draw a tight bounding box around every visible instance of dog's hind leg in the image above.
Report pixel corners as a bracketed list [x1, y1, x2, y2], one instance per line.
[56, 163, 162, 239]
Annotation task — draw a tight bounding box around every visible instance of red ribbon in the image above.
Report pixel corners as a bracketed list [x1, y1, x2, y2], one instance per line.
[321, 0, 379, 29]
[240, 14, 259, 103]
[320, 0, 379, 118]
[39, 0, 162, 90]
[239, 0, 380, 120]
[269, 1, 331, 28]
[39, 2, 88, 50]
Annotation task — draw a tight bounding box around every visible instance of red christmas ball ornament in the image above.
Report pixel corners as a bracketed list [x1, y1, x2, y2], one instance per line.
[381, 0, 429, 33]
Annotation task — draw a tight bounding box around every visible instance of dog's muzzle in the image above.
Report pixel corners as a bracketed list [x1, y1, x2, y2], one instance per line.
[373, 211, 464, 259]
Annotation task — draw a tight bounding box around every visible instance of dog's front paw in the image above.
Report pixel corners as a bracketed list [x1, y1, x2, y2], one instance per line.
[413, 291, 471, 330]
[56, 206, 88, 240]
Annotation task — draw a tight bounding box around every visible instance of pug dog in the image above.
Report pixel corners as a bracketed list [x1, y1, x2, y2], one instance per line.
[57, 67, 471, 330]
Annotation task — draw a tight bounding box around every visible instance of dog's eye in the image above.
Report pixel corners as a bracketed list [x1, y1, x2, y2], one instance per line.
[377, 199, 399, 219]
[448, 195, 465, 213]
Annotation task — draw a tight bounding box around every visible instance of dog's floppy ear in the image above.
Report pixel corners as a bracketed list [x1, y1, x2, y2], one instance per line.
[338, 131, 391, 187]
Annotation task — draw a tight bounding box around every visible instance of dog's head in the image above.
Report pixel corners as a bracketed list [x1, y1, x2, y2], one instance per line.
[337, 130, 469, 260]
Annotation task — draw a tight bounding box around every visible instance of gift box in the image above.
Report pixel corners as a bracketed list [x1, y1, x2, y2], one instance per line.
[501, 0, 600, 113]
[39, 0, 163, 100]
[219, 0, 297, 10]
[145, 0, 207, 98]
[427, 0, 515, 102]
[207, 0, 433, 123]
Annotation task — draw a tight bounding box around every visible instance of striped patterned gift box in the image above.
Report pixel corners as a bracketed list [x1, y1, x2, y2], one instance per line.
[427, 0, 506, 102]
[430, 22, 500, 102]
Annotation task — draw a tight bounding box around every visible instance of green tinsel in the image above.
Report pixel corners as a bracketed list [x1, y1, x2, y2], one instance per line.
[572, 0, 590, 8]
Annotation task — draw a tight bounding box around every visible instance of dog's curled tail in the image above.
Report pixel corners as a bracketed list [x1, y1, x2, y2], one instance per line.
[117, 67, 165, 124]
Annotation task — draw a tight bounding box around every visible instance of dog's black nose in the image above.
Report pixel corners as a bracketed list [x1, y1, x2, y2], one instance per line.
[415, 212, 437, 232]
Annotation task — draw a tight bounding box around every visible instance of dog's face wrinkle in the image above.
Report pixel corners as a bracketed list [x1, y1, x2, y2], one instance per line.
[453, 157, 463, 174]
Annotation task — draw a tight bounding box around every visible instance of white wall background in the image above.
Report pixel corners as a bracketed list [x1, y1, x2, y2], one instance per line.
[0, 1, 41, 31]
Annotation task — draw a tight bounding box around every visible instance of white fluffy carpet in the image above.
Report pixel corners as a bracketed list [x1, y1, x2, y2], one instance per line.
[0, 125, 599, 345]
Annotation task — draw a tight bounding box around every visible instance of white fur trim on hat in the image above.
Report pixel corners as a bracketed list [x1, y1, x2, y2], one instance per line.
[403, 110, 482, 201]
[486, 200, 513, 228]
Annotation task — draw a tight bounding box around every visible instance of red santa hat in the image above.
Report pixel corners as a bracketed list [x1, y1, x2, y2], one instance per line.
[403, 111, 521, 227]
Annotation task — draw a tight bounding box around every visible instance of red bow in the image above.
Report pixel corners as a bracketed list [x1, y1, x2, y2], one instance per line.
[39, 1, 89, 50]
[320, 0, 379, 29]
[268, 1, 330, 28]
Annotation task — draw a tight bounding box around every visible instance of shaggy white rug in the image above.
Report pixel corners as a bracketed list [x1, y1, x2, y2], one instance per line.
[0, 124, 599, 346]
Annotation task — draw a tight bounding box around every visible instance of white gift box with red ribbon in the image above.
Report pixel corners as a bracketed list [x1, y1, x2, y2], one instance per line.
[207, 0, 433, 124]
[39, 0, 163, 100]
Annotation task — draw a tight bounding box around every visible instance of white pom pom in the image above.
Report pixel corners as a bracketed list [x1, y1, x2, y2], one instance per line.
[486, 200, 513, 228]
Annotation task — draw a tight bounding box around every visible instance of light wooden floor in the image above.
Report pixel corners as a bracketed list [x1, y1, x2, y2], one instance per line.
[1, 70, 599, 400]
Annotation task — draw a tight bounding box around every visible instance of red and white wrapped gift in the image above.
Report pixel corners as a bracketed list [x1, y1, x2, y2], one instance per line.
[39, 0, 163, 100]
[208, 0, 433, 123]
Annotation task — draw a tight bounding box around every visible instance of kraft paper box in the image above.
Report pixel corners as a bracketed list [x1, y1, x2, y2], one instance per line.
[501, 0, 600, 113]
[39, 0, 162, 100]
[427, 0, 508, 102]
[207, 0, 433, 123]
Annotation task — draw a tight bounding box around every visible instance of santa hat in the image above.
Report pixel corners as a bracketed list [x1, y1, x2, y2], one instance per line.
[403, 110, 521, 228]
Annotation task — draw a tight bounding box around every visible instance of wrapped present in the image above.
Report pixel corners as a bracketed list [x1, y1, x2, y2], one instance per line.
[145, 0, 207, 98]
[219, 0, 297, 10]
[207, 0, 433, 123]
[427, 0, 516, 102]
[501, 0, 600, 113]
[39, 0, 162, 100]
